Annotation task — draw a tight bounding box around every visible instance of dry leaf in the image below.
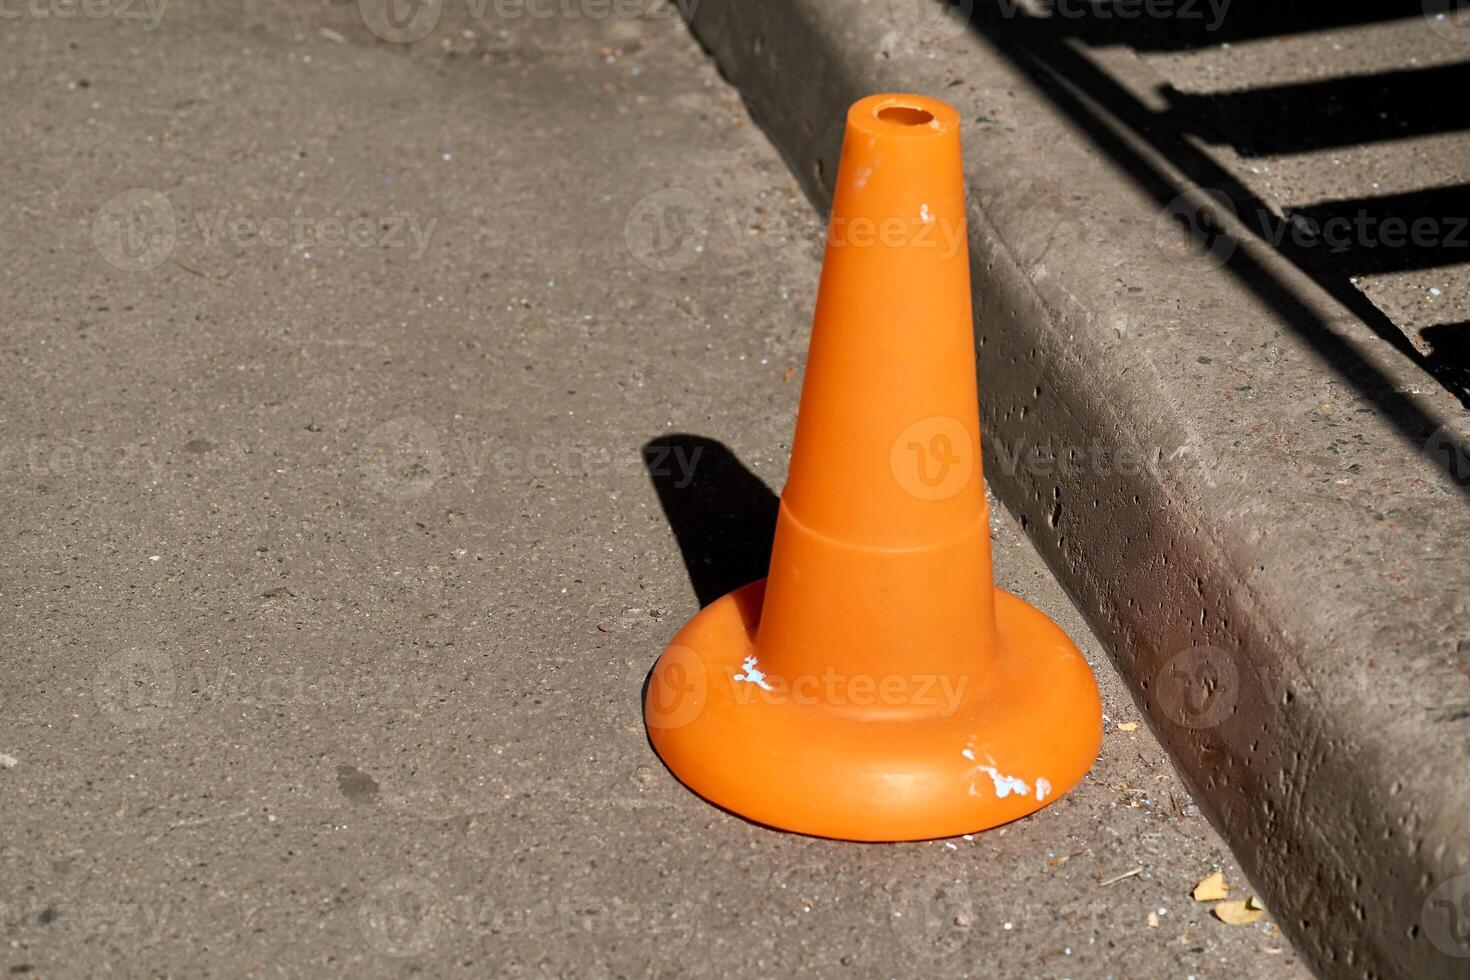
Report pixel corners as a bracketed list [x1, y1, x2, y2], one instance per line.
[1192, 871, 1229, 902]
[1212, 899, 1265, 926]
[783, 367, 797, 384]
[1118, 722, 1139, 732]
[1247, 895, 1267, 913]
[1146, 912, 1159, 928]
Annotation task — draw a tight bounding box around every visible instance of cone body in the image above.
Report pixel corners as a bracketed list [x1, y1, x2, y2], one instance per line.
[757, 96, 994, 703]
[644, 95, 1102, 841]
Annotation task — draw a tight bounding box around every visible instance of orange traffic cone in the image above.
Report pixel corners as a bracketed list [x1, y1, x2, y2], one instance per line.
[645, 94, 1102, 841]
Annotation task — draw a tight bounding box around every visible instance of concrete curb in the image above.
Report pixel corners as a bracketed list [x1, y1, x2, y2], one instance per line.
[685, 2, 1470, 977]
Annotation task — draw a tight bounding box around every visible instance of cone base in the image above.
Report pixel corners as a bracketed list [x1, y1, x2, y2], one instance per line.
[644, 581, 1102, 842]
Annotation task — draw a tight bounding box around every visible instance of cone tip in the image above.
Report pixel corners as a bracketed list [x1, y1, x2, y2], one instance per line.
[847, 94, 960, 139]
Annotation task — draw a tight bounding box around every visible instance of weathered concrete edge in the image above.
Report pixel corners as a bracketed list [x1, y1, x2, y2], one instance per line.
[683, 3, 1470, 978]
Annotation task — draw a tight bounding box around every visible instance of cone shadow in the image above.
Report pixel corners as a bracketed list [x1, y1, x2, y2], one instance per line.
[642, 435, 778, 608]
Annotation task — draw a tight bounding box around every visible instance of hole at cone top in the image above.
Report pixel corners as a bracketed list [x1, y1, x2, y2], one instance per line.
[876, 105, 935, 126]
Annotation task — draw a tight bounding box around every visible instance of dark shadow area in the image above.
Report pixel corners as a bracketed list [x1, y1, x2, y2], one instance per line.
[1288, 185, 1470, 274]
[1031, 0, 1426, 51]
[1164, 63, 1470, 155]
[965, 3, 1470, 492]
[643, 435, 779, 607]
[1423, 322, 1470, 404]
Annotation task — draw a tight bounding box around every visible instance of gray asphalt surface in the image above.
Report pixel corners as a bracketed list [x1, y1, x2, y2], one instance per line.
[2, 3, 1308, 976]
